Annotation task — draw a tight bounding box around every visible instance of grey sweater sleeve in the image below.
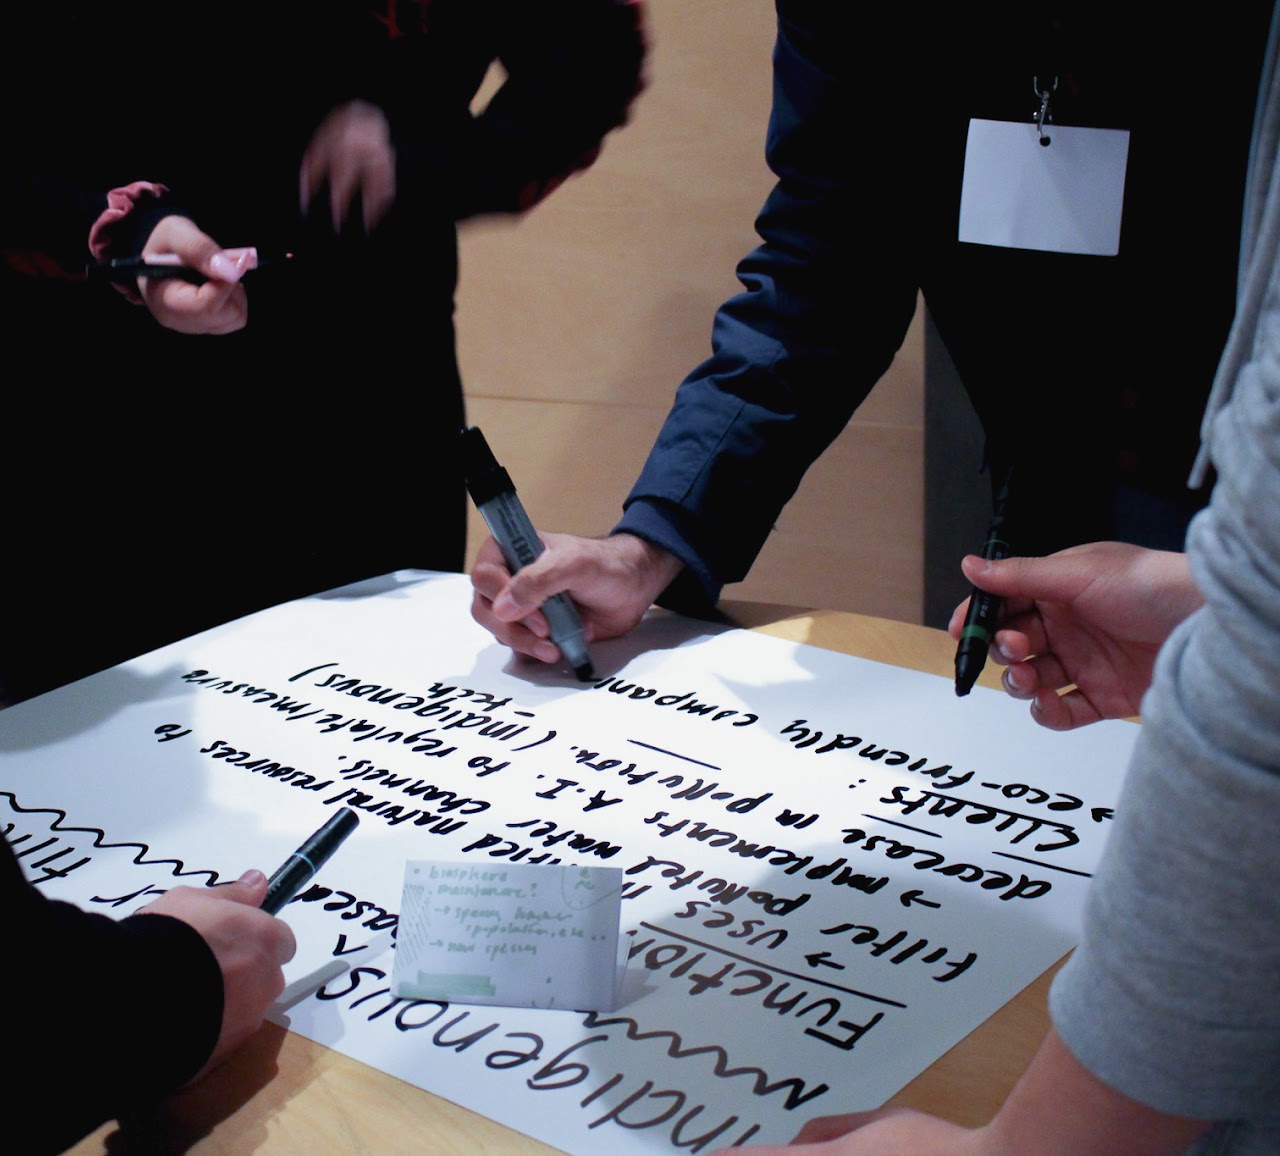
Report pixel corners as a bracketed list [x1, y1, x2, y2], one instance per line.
[1049, 214, 1280, 1133]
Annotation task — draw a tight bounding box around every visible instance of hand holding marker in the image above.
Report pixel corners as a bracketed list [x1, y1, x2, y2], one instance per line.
[88, 250, 292, 285]
[954, 470, 1013, 697]
[461, 426, 596, 681]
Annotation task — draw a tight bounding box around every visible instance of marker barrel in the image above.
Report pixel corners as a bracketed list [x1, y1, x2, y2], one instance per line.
[461, 426, 595, 680]
[954, 471, 1014, 697]
[262, 808, 360, 915]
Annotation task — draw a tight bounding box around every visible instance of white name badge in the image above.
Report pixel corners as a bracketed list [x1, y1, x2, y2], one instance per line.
[958, 118, 1131, 256]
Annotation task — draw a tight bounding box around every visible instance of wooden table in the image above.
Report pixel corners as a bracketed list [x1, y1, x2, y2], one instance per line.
[70, 604, 1055, 1154]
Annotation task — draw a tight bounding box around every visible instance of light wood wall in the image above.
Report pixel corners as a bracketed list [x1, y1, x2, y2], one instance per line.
[456, 0, 925, 624]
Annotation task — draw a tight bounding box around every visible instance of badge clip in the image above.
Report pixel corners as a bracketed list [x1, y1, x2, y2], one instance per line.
[1033, 76, 1057, 146]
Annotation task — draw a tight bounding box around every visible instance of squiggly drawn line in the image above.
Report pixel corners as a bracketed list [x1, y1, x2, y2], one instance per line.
[580, 1009, 829, 1109]
[1, 791, 222, 885]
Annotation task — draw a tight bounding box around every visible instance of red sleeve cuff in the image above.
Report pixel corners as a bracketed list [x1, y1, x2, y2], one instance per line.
[87, 180, 169, 261]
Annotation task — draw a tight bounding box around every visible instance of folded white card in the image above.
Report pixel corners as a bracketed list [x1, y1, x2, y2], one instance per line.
[393, 860, 624, 1011]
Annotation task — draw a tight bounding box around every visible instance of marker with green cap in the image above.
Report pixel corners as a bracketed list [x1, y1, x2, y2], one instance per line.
[954, 470, 1013, 697]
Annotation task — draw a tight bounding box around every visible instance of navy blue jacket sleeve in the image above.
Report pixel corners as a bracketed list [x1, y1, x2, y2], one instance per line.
[615, 3, 921, 611]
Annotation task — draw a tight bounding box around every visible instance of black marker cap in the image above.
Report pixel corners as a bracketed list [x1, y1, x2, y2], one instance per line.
[460, 426, 515, 506]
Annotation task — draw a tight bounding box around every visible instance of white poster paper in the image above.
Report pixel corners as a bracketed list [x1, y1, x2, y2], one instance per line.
[0, 572, 1137, 1153]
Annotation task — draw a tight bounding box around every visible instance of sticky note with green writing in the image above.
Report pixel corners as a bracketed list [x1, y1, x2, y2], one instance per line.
[391, 860, 624, 1011]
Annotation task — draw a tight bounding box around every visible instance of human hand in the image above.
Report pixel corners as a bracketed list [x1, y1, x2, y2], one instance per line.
[948, 541, 1203, 730]
[470, 532, 683, 664]
[141, 869, 296, 1080]
[299, 100, 396, 233]
[712, 1107, 985, 1155]
[138, 214, 255, 335]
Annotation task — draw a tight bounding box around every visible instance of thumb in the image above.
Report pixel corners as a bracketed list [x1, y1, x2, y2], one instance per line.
[495, 552, 570, 621]
[215, 868, 269, 907]
[960, 553, 1089, 603]
[148, 216, 251, 284]
[200, 246, 254, 285]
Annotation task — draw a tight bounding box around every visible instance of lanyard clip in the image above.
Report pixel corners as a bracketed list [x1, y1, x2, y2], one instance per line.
[1033, 75, 1057, 146]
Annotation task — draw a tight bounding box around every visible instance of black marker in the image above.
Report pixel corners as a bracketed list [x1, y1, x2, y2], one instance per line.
[461, 426, 595, 681]
[87, 250, 291, 285]
[262, 808, 360, 915]
[954, 471, 1013, 697]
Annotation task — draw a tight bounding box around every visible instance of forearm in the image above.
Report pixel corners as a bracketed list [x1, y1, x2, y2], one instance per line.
[981, 1030, 1209, 1156]
[1046, 344, 1280, 1139]
[621, 2, 919, 594]
[732, 1027, 1206, 1156]
[619, 258, 915, 596]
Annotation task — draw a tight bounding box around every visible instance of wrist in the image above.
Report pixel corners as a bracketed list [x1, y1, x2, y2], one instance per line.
[613, 532, 683, 595]
[89, 182, 173, 304]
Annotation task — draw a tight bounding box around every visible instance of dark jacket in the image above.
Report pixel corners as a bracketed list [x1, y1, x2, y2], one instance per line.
[617, 2, 1267, 611]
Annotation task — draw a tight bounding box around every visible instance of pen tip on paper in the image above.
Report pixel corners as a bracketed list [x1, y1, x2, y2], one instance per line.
[575, 662, 596, 682]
